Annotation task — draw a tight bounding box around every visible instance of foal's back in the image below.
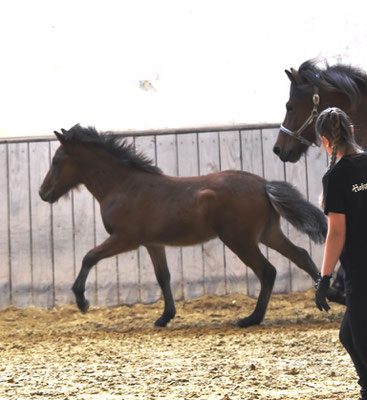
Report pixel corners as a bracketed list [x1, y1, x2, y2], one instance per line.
[123, 169, 272, 247]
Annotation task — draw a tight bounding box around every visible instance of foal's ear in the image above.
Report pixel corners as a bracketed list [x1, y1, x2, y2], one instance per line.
[54, 130, 66, 145]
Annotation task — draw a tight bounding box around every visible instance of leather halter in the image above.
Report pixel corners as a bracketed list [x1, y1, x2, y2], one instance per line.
[280, 87, 321, 147]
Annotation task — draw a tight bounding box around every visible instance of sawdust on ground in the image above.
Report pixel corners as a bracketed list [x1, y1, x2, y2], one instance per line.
[0, 290, 357, 400]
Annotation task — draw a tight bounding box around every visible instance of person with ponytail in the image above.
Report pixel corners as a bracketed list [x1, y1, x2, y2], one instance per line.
[314, 107, 367, 400]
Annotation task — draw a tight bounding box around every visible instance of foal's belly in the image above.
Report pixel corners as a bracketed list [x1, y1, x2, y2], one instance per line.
[145, 220, 217, 247]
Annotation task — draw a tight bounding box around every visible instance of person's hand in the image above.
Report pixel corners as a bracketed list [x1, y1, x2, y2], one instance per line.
[315, 273, 331, 311]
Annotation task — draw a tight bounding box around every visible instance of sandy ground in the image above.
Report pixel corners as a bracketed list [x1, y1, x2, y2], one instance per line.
[0, 290, 359, 400]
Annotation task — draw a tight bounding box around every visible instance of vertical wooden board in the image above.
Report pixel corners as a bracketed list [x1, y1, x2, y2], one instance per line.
[0, 144, 10, 307]
[118, 251, 140, 304]
[50, 141, 75, 306]
[306, 146, 328, 273]
[72, 185, 97, 305]
[29, 141, 54, 308]
[156, 134, 183, 300]
[262, 128, 291, 294]
[8, 142, 32, 307]
[135, 135, 160, 303]
[116, 136, 140, 305]
[198, 131, 225, 296]
[177, 133, 200, 177]
[240, 129, 265, 297]
[285, 155, 313, 291]
[219, 131, 247, 294]
[219, 131, 241, 171]
[240, 129, 264, 176]
[177, 133, 204, 299]
[95, 201, 118, 306]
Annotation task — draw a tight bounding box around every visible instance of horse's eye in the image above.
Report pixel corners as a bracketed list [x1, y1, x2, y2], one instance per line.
[286, 103, 293, 113]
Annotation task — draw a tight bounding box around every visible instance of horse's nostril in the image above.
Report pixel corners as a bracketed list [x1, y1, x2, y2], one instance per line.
[273, 145, 281, 155]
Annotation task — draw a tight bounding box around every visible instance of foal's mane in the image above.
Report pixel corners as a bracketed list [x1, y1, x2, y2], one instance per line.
[63, 124, 162, 175]
[294, 59, 367, 104]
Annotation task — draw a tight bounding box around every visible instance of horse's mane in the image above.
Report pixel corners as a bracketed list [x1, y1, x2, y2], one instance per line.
[62, 124, 162, 175]
[295, 59, 367, 104]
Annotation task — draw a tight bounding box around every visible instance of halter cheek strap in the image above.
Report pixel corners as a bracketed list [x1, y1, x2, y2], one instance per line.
[280, 87, 321, 147]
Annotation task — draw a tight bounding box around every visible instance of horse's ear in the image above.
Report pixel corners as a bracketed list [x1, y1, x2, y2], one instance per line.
[61, 128, 68, 134]
[285, 68, 302, 85]
[285, 69, 297, 85]
[54, 130, 66, 145]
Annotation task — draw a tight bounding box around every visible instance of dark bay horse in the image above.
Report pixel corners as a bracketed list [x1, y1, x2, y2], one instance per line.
[273, 58, 367, 304]
[273, 58, 367, 162]
[40, 125, 329, 328]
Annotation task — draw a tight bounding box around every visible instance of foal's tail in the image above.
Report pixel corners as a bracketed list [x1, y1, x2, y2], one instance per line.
[265, 181, 327, 244]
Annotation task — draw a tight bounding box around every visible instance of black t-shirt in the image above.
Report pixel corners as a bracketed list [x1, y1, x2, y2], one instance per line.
[322, 152, 367, 288]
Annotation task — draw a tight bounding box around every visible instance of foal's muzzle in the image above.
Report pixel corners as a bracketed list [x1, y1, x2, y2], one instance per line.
[39, 188, 56, 203]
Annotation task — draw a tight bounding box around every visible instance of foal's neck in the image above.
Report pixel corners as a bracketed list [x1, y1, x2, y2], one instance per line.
[76, 146, 131, 203]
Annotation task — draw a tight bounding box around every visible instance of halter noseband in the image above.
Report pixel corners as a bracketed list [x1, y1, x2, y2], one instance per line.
[280, 87, 321, 147]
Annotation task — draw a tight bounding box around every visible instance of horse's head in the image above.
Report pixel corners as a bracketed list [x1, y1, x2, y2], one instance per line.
[39, 129, 81, 203]
[273, 68, 322, 162]
[273, 59, 366, 162]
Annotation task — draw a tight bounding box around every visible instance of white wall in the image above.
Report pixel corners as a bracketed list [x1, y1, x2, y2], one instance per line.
[1, 0, 366, 137]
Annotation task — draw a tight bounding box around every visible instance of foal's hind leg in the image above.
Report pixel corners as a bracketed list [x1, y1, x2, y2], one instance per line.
[261, 222, 346, 304]
[261, 225, 319, 281]
[220, 237, 276, 327]
[72, 235, 128, 313]
[146, 245, 176, 327]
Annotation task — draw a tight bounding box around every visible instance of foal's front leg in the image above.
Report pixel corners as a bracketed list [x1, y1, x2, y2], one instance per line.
[146, 245, 176, 327]
[72, 235, 125, 313]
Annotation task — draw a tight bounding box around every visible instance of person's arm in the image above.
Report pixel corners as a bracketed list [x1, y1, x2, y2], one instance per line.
[321, 212, 346, 277]
[315, 212, 346, 311]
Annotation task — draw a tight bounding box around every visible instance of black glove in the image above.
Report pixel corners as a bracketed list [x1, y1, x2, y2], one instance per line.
[315, 273, 331, 312]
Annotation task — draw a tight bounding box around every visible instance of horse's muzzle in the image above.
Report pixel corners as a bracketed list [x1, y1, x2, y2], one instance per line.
[272, 145, 300, 163]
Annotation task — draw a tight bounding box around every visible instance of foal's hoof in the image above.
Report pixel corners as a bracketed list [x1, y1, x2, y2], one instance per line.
[154, 310, 176, 327]
[154, 318, 168, 328]
[237, 316, 261, 328]
[77, 299, 90, 314]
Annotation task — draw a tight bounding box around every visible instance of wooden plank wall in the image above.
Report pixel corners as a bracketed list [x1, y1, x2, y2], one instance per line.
[0, 127, 328, 308]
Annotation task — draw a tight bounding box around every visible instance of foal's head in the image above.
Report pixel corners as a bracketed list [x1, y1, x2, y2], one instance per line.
[39, 124, 163, 203]
[39, 129, 82, 203]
